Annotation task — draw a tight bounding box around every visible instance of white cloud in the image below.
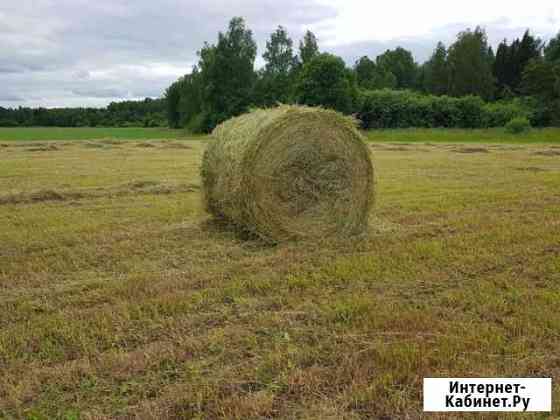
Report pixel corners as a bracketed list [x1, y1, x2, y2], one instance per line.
[313, 0, 559, 45]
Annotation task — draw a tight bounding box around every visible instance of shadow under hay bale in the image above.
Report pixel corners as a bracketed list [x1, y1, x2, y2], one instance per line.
[201, 105, 375, 243]
[199, 217, 272, 244]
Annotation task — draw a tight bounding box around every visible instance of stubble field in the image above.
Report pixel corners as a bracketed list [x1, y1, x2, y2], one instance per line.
[1, 130, 559, 418]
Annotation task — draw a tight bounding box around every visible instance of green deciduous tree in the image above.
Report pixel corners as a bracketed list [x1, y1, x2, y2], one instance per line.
[375, 47, 417, 89]
[197, 17, 257, 130]
[295, 53, 356, 113]
[354, 56, 377, 89]
[164, 80, 182, 129]
[263, 26, 298, 75]
[447, 27, 495, 100]
[521, 59, 558, 99]
[255, 26, 298, 106]
[423, 42, 449, 95]
[299, 30, 319, 64]
[545, 32, 560, 63]
[521, 58, 560, 126]
[178, 67, 203, 128]
[354, 55, 397, 90]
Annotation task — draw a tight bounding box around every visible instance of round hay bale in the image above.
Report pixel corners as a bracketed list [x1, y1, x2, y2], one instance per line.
[201, 105, 375, 242]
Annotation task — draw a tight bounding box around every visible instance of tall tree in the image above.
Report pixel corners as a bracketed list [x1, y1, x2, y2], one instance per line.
[295, 53, 355, 113]
[494, 39, 511, 95]
[178, 66, 203, 127]
[354, 56, 397, 89]
[423, 42, 449, 95]
[164, 79, 182, 128]
[257, 26, 298, 105]
[263, 26, 297, 75]
[354, 56, 377, 89]
[493, 30, 542, 96]
[447, 27, 495, 99]
[521, 58, 560, 125]
[299, 30, 319, 64]
[545, 32, 560, 63]
[375, 47, 417, 89]
[197, 17, 256, 129]
[514, 30, 542, 86]
[521, 59, 558, 100]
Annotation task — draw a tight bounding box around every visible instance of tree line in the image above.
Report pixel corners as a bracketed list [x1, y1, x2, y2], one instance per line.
[1, 18, 558, 130]
[0, 98, 166, 128]
[166, 18, 560, 131]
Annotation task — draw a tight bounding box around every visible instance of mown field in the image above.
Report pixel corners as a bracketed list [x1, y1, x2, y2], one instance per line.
[1, 130, 560, 418]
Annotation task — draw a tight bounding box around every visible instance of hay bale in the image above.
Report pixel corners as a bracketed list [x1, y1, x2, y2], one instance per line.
[201, 105, 374, 242]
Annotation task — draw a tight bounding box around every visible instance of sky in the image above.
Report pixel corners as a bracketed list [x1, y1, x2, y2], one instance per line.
[1, 0, 559, 108]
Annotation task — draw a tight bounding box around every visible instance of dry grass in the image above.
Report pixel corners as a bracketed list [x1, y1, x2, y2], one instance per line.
[1, 136, 559, 418]
[25, 144, 61, 152]
[0, 182, 199, 205]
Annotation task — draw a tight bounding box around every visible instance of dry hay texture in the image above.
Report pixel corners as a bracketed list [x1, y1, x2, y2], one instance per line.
[201, 105, 375, 242]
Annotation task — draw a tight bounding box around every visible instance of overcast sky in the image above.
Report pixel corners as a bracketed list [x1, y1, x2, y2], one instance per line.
[1, 0, 559, 108]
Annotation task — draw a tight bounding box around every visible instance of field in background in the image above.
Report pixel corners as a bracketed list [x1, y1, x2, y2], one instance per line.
[366, 127, 560, 144]
[0, 127, 195, 142]
[1, 126, 560, 143]
[1, 134, 560, 417]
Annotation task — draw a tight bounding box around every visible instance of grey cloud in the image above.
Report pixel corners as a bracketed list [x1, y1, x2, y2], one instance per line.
[0, 62, 50, 74]
[71, 88, 129, 98]
[0, 94, 24, 102]
[73, 70, 91, 80]
[0, 0, 336, 107]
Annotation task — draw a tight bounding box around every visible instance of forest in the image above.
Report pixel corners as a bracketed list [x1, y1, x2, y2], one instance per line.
[0, 98, 166, 128]
[1, 18, 559, 131]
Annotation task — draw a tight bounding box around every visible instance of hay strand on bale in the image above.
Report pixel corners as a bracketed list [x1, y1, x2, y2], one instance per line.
[201, 105, 375, 242]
